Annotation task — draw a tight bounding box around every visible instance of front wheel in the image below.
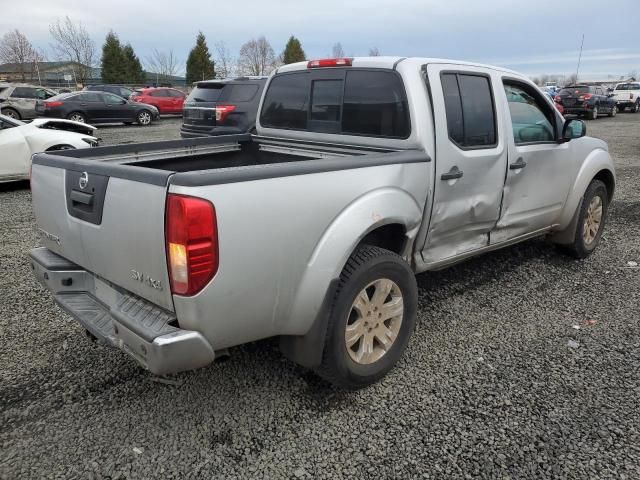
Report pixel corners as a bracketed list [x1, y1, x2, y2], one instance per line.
[315, 245, 418, 389]
[137, 110, 152, 126]
[588, 105, 598, 120]
[560, 180, 609, 259]
[608, 105, 617, 117]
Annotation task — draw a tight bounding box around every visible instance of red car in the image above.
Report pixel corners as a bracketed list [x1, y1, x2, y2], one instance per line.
[130, 87, 186, 114]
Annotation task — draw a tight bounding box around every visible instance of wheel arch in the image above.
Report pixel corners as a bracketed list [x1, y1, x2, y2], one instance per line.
[279, 188, 422, 367]
[552, 149, 615, 243]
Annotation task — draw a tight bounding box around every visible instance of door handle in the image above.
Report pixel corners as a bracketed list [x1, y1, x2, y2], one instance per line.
[509, 157, 527, 170]
[441, 166, 463, 181]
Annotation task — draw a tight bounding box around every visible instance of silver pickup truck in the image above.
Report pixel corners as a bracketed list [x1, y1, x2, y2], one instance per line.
[30, 57, 615, 389]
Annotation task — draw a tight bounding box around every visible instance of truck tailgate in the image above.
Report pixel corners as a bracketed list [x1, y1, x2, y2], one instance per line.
[31, 160, 175, 311]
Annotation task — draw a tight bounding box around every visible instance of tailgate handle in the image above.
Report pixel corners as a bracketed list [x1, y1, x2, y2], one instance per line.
[70, 190, 94, 206]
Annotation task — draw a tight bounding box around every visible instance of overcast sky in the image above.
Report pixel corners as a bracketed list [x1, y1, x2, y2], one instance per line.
[1, 0, 638, 80]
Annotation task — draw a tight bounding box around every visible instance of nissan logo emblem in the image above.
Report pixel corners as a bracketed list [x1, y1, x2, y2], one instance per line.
[79, 172, 89, 190]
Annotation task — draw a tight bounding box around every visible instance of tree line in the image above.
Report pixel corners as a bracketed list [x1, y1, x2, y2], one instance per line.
[0, 17, 376, 86]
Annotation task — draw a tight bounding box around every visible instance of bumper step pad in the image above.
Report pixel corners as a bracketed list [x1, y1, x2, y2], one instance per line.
[56, 292, 117, 344]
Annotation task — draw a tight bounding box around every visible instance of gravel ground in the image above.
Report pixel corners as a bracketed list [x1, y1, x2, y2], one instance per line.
[1, 114, 639, 479]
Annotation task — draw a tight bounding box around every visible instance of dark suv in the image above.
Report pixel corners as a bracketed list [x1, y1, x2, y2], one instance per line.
[555, 85, 617, 120]
[85, 85, 135, 100]
[180, 77, 267, 138]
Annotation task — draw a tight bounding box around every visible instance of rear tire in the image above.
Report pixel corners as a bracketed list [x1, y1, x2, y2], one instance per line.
[633, 101, 640, 113]
[315, 245, 417, 389]
[67, 112, 86, 123]
[608, 105, 617, 117]
[559, 179, 608, 259]
[1, 108, 20, 120]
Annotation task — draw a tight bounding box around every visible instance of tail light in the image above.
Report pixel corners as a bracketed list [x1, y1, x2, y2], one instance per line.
[630, 93, 635, 100]
[215, 104, 236, 123]
[165, 194, 218, 296]
[554, 96, 562, 103]
[579, 93, 593, 101]
[307, 58, 353, 68]
[44, 101, 63, 108]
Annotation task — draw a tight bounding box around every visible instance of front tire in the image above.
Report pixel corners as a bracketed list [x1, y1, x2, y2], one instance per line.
[137, 110, 152, 126]
[315, 245, 418, 389]
[608, 105, 617, 117]
[561, 180, 608, 259]
[588, 105, 598, 120]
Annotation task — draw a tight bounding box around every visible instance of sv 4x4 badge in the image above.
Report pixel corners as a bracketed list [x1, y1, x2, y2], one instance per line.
[131, 269, 163, 291]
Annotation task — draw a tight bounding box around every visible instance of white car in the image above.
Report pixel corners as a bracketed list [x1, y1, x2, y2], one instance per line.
[0, 114, 98, 183]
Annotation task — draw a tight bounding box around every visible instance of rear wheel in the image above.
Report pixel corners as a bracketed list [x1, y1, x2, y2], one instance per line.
[608, 105, 617, 117]
[560, 180, 608, 259]
[67, 112, 86, 123]
[137, 110, 152, 126]
[2, 108, 20, 120]
[633, 101, 640, 113]
[315, 245, 417, 389]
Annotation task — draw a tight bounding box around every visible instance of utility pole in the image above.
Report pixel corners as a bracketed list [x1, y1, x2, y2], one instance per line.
[575, 33, 585, 83]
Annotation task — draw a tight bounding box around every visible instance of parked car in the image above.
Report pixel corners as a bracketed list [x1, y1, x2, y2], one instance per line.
[84, 84, 136, 100]
[29, 57, 615, 389]
[540, 89, 564, 115]
[0, 83, 58, 120]
[36, 91, 159, 126]
[0, 113, 97, 183]
[555, 85, 617, 119]
[180, 77, 267, 138]
[611, 82, 640, 113]
[130, 87, 186, 114]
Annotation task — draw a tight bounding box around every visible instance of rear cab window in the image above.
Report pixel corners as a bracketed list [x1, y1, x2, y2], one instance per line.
[260, 69, 410, 139]
[440, 72, 497, 149]
[615, 83, 640, 91]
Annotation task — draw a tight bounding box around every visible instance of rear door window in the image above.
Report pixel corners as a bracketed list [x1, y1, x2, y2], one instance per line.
[441, 72, 497, 148]
[10, 87, 37, 99]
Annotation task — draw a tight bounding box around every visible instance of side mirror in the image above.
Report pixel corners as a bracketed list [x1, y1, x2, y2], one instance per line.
[561, 119, 586, 142]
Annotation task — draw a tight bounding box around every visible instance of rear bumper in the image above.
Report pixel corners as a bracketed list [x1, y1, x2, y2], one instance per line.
[30, 247, 215, 375]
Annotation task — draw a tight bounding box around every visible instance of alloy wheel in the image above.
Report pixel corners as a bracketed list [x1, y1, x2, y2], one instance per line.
[138, 111, 151, 125]
[583, 195, 603, 245]
[345, 278, 404, 365]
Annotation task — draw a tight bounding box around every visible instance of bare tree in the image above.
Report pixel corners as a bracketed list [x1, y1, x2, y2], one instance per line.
[145, 49, 180, 84]
[0, 30, 38, 81]
[368, 47, 381, 56]
[238, 36, 276, 76]
[332, 42, 345, 58]
[49, 16, 96, 85]
[629, 70, 638, 80]
[213, 41, 235, 79]
[566, 73, 578, 85]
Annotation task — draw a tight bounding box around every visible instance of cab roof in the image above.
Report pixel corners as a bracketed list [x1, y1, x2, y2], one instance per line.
[276, 56, 522, 76]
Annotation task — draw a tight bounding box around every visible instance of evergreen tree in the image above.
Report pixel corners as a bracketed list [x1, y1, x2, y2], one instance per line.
[122, 43, 145, 83]
[101, 31, 124, 84]
[186, 32, 215, 84]
[282, 36, 305, 64]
